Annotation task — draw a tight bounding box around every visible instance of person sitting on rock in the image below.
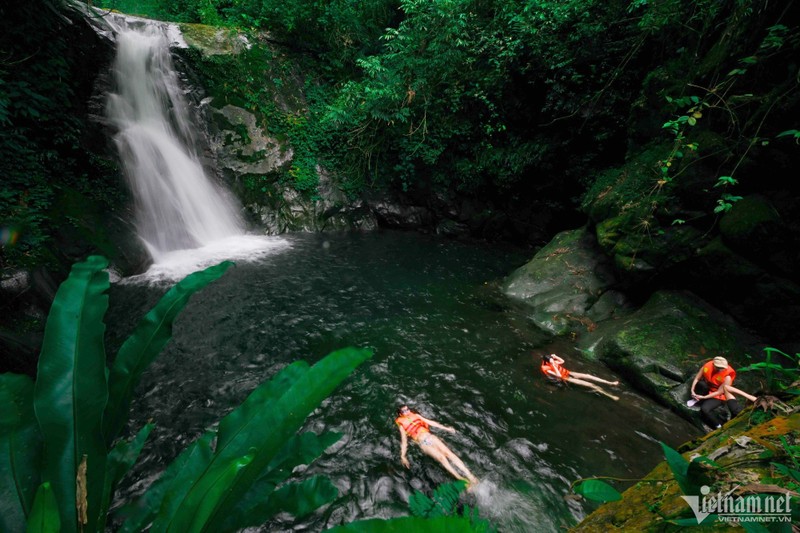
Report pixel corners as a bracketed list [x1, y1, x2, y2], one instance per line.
[690, 356, 757, 430]
[395, 405, 479, 486]
[540, 353, 620, 401]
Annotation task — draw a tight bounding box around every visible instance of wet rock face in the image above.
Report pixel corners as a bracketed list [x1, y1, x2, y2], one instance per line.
[500, 226, 762, 423]
[253, 167, 378, 234]
[577, 290, 761, 421]
[209, 104, 293, 176]
[502, 227, 629, 334]
[370, 202, 435, 230]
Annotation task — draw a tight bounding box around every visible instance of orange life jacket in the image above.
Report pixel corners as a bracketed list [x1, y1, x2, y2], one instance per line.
[395, 413, 429, 440]
[541, 361, 570, 381]
[701, 360, 736, 400]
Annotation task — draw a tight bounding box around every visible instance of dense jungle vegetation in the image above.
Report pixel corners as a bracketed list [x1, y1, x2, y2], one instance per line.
[2, 1, 800, 531]
[3, 0, 799, 269]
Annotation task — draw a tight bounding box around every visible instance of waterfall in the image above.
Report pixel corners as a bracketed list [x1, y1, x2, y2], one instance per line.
[106, 17, 244, 261]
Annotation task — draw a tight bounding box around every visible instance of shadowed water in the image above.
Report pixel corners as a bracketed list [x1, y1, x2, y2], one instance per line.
[107, 231, 699, 531]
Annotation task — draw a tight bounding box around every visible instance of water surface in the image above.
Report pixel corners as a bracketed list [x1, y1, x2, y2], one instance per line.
[107, 230, 698, 531]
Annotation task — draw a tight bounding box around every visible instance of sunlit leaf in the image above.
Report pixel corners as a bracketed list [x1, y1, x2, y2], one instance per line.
[574, 479, 622, 502]
[26, 482, 60, 533]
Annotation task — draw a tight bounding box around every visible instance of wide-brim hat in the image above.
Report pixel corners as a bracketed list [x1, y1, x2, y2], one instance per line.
[712, 356, 729, 369]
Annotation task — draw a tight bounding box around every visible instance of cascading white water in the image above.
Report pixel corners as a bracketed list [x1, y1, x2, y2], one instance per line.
[106, 18, 244, 261]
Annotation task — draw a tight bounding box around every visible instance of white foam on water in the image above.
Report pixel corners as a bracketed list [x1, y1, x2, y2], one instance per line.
[468, 478, 565, 533]
[120, 235, 292, 285]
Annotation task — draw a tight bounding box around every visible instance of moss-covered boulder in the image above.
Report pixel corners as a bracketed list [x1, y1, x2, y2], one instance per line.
[582, 143, 710, 273]
[502, 227, 630, 334]
[717, 194, 799, 280]
[688, 236, 800, 348]
[180, 24, 250, 56]
[577, 291, 761, 420]
[573, 408, 800, 532]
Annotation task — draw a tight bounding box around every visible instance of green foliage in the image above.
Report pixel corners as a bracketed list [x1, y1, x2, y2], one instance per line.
[739, 347, 800, 395]
[327, 515, 483, 533]
[33, 255, 110, 531]
[660, 442, 695, 496]
[132, 347, 372, 532]
[0, 374, 40, 531]
[0, 256, 372, 532]
[409, 480, 467, 517]
[26, 482, 60, 533]
[573, 479, 622, 503]
[1, 1, 124, 269]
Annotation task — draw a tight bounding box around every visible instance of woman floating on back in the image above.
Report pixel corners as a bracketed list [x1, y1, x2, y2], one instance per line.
[395, 405, 479, 486]
[540, 353, 620, 401]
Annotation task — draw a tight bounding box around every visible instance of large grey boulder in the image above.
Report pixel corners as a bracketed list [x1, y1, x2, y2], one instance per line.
[577, 290, 761, 420]
[502, 227, 629, 334]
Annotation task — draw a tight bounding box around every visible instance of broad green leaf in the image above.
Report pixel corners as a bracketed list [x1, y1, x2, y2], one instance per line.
[227, 475, 338, 530]
[98, 423, 154, 531]
[660, 442, 695, 495]
[26, 482, 60, 533]
[409, 481, 467, 519]
[215, 361, 309, 452]
[772, 463, 800, 482]
[573, 479, 622, 502]
[34, 255, 110, 533]
[325, 515, 479, 532]
[220, 431, 342, 530]
[264, 431, 342, 482]
[119, 431, 215, 533]
[105, 261, 233, 446]
[187, 347, 373, 531]
[0, 374, 41, 532]
[173, 453, 254, 533]
[776, 129, 799, 138]
[145, 361, 309, 531]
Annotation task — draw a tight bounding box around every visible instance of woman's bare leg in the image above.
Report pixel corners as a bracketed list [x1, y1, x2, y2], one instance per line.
[567, 377, 620, 400]
[433, 438, 478, 484]
[569, 372, 619, 386]
[722, 384, 757, 402]
[418, 441, 469, 482]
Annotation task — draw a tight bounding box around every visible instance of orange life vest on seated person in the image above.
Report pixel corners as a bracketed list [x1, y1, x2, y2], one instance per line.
[541, 361, 570, 381]
[701, 360, 736, 400]
[395, 413, 429, 440]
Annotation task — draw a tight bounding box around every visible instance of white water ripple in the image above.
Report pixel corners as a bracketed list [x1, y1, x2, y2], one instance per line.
[120, 235, 291, 285]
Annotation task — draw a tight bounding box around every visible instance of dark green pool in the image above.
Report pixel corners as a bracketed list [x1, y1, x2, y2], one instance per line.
[107, 230, 698, 532]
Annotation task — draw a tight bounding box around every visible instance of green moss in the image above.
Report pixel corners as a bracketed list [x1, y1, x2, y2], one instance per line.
[573, 412, 800, 532]
[719, 195, 779, 241]
[582, 142, 671, 221]
[180, 24, 243, 56]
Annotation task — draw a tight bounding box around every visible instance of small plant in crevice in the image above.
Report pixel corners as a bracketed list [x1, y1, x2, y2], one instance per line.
[739, 347, 800, 397]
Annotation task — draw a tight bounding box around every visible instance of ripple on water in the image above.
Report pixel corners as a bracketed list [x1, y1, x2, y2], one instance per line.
[106, 231, 699, 532]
